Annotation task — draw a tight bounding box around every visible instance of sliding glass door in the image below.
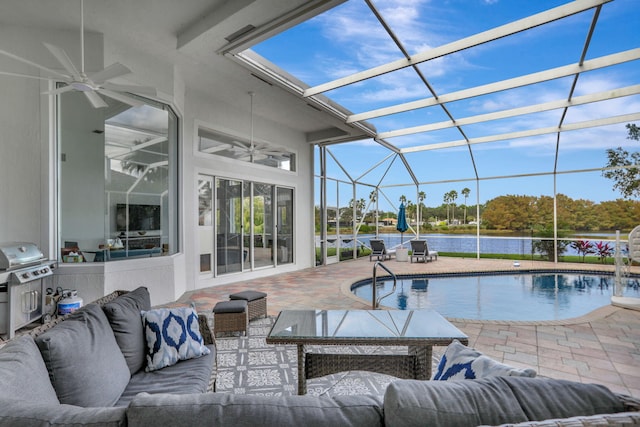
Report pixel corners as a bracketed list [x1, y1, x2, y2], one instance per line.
[198, 174, 292, 276]
[253, 183, 274, 268]
[198, 176, 214, 274]
[216, 178, 244, 274]
[277, 187, 293, 265]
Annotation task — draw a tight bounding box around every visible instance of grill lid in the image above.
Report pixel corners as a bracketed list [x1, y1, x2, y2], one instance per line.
[0, 242, 45, 270]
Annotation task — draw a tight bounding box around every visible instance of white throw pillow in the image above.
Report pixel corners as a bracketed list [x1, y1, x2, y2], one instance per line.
[433, 339, 536, 380]
[142, 306, 210, 372]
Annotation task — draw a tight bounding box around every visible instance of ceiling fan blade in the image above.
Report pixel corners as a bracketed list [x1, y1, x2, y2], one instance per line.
[84, 90, 108, 108]
[0, 70, 53, 81]
[0, 48, 70, 80]
[43, 43, 81, 80]
[44, 84, 75, 95]
[252, 141, 269, 149]
[101, 82, 156, 96]
[98, 89, 144, 108]
[89, 62, 131, 84]
[201, 144, 233, 154]
[230, 140, 248, 149]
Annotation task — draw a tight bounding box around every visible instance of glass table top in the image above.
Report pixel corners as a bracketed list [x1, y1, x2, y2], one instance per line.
[267, 309, 467, 341]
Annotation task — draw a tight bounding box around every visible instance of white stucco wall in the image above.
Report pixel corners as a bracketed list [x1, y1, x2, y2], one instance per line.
[183, 89, 315, 290]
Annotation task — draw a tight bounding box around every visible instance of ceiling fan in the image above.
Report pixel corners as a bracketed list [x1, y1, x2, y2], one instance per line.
[228, 140, 291, 162]
[0, 0, 156, 108]
[227, 92, 291, 162]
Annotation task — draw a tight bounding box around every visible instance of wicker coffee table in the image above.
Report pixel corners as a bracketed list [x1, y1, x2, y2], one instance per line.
[266, 309, 468, 395]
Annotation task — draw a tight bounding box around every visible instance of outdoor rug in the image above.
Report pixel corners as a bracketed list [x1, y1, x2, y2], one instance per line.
[214, 316, 442, 398]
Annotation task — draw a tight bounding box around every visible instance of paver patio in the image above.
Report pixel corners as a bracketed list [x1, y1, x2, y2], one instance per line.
[179, 256, 640, 398]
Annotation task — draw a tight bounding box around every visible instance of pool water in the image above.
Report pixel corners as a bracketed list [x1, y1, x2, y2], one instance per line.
[351, 271, 640, 321]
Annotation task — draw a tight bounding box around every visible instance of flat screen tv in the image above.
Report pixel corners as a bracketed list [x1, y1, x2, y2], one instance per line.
[116, 204, 161, 231]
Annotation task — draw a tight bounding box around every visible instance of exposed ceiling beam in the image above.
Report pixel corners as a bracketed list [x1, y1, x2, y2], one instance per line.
[218, 0, 346, 55]
[303, 0, 611, 97]
[401, 112, 640, 153]
[378, 84, 640, 139]
[347, 49, 640, 123]
[176, 0, 256, 50]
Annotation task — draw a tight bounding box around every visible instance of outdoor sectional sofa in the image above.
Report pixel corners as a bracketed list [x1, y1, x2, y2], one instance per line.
[1, 288, 639, 427]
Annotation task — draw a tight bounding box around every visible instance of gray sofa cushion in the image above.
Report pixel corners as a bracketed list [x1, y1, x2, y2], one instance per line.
[115, 344, 216, 407]
[502, 376, 626, 421]
[0, 335, 59, 405]
[127, 392, 384, 427]
[102, 286, 151, 374]
[0, 399, 126, 427]
[384, 376, 627, 427]
[384, 377, 528, 427]
[35, 303, 131, 407]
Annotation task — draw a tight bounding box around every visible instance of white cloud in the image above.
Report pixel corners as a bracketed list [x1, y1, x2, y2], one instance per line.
[312, 0, 457, 103]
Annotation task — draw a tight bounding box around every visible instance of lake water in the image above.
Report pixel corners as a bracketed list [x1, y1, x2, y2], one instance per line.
[318, 233, 627, 257]
[351, 272, 640, 321]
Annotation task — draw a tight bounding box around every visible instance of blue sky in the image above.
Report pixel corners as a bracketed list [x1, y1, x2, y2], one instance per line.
[252, 0, 640, 210]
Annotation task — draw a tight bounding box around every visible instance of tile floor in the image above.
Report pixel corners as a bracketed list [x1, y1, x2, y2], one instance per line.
[179, 256, 640, 398]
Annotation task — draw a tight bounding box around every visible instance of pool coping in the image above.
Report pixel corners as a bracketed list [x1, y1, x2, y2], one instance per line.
[340, 268, 639, 326]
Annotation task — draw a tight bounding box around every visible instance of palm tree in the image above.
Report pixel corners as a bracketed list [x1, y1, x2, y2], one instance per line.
[357, 198, 365, 219]
[405, 200, 414, 225]
[461, 187, 470, 224]
[449, 190, 458, 223]
[443, 192, 451, 224]
[418, 191, 426, 229]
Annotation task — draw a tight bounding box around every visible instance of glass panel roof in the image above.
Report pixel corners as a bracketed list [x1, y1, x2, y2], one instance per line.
[240, 0, 639, 204]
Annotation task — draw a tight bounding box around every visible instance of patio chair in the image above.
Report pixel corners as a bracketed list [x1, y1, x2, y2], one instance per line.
[369, 239, 395, 261]
[410, 240, 438, 263]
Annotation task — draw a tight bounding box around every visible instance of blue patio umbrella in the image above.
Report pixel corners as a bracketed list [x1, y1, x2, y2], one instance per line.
[396, 203, 408, 247]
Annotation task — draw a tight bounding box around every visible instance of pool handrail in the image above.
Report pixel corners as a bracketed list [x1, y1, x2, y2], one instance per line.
[372, 261, 397, 309]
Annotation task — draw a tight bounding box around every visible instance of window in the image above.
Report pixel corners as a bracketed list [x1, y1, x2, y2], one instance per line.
[58, 90, 178, 262]
[198, 127, 295, 171]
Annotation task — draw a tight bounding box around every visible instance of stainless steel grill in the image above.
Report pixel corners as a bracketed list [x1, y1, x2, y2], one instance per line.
[0, 242, 55, 339]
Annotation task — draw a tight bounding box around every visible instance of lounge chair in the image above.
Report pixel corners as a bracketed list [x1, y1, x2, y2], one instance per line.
[369, 239, 395, 261]
[410, 240, 438, 263]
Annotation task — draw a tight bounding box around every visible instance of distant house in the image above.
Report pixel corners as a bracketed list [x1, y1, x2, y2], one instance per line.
[382, 218, 397, 226]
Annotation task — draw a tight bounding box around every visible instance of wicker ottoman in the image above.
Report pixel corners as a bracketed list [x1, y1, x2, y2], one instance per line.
[213, 300, 248, 337]
[229, 290, 267, 320]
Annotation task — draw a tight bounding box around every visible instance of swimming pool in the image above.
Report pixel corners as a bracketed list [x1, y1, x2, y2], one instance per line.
[350, 270, 640, 321]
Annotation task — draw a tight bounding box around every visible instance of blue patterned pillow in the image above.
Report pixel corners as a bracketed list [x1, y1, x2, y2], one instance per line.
[433, 340, 536, 381]
[142, 307, 210, 372]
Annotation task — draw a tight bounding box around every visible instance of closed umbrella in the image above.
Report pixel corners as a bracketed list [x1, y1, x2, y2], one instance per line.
[396, 203, 408, 247]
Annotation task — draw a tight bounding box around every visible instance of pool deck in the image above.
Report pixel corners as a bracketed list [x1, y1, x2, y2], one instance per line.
[179, 256, 640, 398]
